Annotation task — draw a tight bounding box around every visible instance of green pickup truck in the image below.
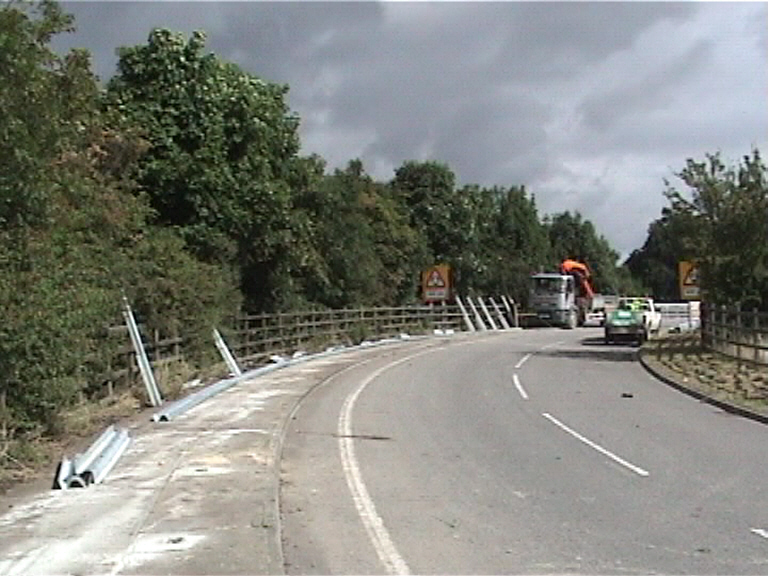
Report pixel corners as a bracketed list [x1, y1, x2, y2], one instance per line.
[604, 297, 661, 345]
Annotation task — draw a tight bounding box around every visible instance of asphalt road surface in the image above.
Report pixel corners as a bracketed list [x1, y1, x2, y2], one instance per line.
[2, 328, 767, 575]
[281, 329, 768, 574]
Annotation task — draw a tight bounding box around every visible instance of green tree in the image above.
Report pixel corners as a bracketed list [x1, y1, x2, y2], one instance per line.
[0, 0, 73, 230]
[391, 160, 459, 262]
[624, 211, 688, 300]
[544, 211, 621, 294]
[391, 161, 482, 293]
[663, 149, 768, 308]
[0, 4, 241, 454]
[296, 159, 427, 307]
[0, 0, 138, 442]
[105, 28, 307, 311]
[476, 186, 551, 304]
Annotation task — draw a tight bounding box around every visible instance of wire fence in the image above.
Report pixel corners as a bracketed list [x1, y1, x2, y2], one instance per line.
[701, 304, 768, 365]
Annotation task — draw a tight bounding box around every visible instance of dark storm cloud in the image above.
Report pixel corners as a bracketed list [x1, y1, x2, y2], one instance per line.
[54, 1, 767, 257]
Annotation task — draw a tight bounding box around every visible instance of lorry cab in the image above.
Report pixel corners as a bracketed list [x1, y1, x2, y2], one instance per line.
[529, 273, 577, 328]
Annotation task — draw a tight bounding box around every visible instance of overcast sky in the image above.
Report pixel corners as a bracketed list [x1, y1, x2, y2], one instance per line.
[56, 1, 767, 259]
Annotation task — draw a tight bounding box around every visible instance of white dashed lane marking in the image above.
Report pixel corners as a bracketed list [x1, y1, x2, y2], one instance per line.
[542, 412, 650, 477]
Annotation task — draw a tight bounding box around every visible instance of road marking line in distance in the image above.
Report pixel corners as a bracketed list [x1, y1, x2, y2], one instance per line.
[513, 374, 528, 400]
[514, 353, 532, 369]
[514, 340, 564, 370]
[540, 340, 565, 351]
[339, 351, 440, 575]
[542, 412, 650, 477]
[752, 528, 768, 539]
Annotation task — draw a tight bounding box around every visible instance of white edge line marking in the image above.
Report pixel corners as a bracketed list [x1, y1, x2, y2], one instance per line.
[752, 528, 768, 539]
[513, 373, 529, 400]
[339, 352, 438, 575]
[514, 353, 532, 369]
[542, 412, 650, 477]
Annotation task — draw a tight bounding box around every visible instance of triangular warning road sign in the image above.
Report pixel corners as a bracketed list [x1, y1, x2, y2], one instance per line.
[683, 266, 699, 286]
[426, 269, 446, 288]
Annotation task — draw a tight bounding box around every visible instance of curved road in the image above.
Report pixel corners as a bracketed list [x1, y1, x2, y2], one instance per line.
[281, 328, 768, 574]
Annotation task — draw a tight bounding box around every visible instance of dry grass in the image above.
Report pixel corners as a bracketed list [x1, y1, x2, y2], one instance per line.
[645, 332, 768, 412]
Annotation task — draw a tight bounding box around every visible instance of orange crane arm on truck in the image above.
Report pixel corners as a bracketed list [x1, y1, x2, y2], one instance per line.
[560, 259, 595, 298]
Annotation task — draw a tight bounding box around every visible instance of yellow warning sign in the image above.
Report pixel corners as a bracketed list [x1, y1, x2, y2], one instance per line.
[422, 265, 451, 302]
[679, 261, 700, 300]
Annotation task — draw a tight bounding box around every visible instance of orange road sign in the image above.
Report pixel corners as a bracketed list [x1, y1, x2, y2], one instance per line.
[678, 261, 700, 300]
[422, 265, 451, 302]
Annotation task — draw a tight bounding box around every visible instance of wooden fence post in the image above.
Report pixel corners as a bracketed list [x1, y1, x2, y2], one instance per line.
[720, 305, 727, 353]
[154, 328, 161, 366]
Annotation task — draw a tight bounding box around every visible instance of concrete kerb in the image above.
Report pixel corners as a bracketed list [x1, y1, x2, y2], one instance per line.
[638, 349, 768, 426]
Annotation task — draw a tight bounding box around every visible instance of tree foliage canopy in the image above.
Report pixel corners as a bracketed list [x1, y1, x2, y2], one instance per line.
[105, 28, 312, 311]
[544, 211, 630, 295]
[0, 5, 240, 448]
[663, 150, 767, 308]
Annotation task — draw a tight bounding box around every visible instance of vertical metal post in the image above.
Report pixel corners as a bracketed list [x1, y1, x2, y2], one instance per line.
[213, 328, 242, 377]
[688, 302, 693, 332]
[122, 296, 162, 407]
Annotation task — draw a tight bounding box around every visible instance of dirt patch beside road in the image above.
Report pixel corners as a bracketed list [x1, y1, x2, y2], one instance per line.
[640, 332, 768, 421]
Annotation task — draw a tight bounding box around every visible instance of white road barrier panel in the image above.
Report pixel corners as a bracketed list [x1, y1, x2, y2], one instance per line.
[153, 332, 437, 423]
[501, 295, 519, 327]
[52, 457, 72, 490]
[88, 429, 131, 485]
[73, 425, 117, 477]
[477, 297, 498, 330]
[656, 301, 701, 333]
[467, 297, 488, 331]
[455, 296, 476, 332]
[489, 297, 511, 330]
